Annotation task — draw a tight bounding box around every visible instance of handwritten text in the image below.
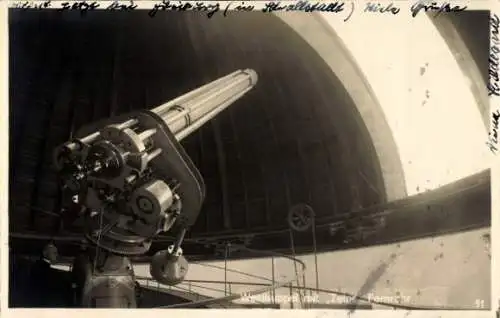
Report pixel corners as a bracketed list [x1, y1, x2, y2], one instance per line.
[149, 1, 220, 18]
[487, 110, 500, 154]
[12, 0, 349, 18]
[364, 2, 400, 15]
[489, 14, 500, 97]
[223, 2, 255, 16]
[12, 1, 51, 9]
[107, 0, 138, 11]
[410, 1, 467, 18]
[261, 1, 345, 14]
[58, 1, 100, 15]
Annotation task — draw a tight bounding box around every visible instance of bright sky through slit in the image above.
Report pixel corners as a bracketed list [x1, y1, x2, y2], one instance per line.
[319, 12, 489, 196]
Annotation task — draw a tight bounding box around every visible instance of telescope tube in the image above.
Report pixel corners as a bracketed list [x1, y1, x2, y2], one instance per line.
[152, 69, 258, 141]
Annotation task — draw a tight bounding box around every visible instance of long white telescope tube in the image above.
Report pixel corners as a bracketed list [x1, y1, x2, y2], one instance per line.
[152, 69, 258, 140]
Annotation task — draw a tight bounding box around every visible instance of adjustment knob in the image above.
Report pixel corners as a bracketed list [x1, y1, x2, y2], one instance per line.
[150, 247, 188, 286]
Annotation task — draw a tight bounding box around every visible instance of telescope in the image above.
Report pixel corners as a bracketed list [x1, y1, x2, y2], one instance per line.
[52, 69, 258, 307]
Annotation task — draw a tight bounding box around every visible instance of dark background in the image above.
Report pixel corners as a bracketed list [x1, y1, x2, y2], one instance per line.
[8, 9, 491, 261]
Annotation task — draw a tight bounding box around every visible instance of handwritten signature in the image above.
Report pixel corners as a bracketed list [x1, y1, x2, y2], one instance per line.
[487, 110, 500, 154]
[489, 15, 500, 97]
[489, 15, 500, 154]
[410, 1, 467, 18]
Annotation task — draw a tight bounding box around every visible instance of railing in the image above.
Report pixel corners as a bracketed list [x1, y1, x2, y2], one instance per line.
[136, 275, 369, 309]
[142, 244, 309, 308]
[133, 243, 404, 310]
[134, 241, 484, 310]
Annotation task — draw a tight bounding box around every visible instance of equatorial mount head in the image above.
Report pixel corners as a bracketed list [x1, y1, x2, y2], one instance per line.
[54, 116, 188, 255]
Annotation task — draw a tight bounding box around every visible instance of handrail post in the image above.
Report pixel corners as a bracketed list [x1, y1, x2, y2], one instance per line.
[289, 283, 293, 309]
[303, 273, 307, 297]
[271, 256, 276, 304]
[224, 243, 229, 296]
[289, 229, 304, 304]
[312, 217, 319, 294]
